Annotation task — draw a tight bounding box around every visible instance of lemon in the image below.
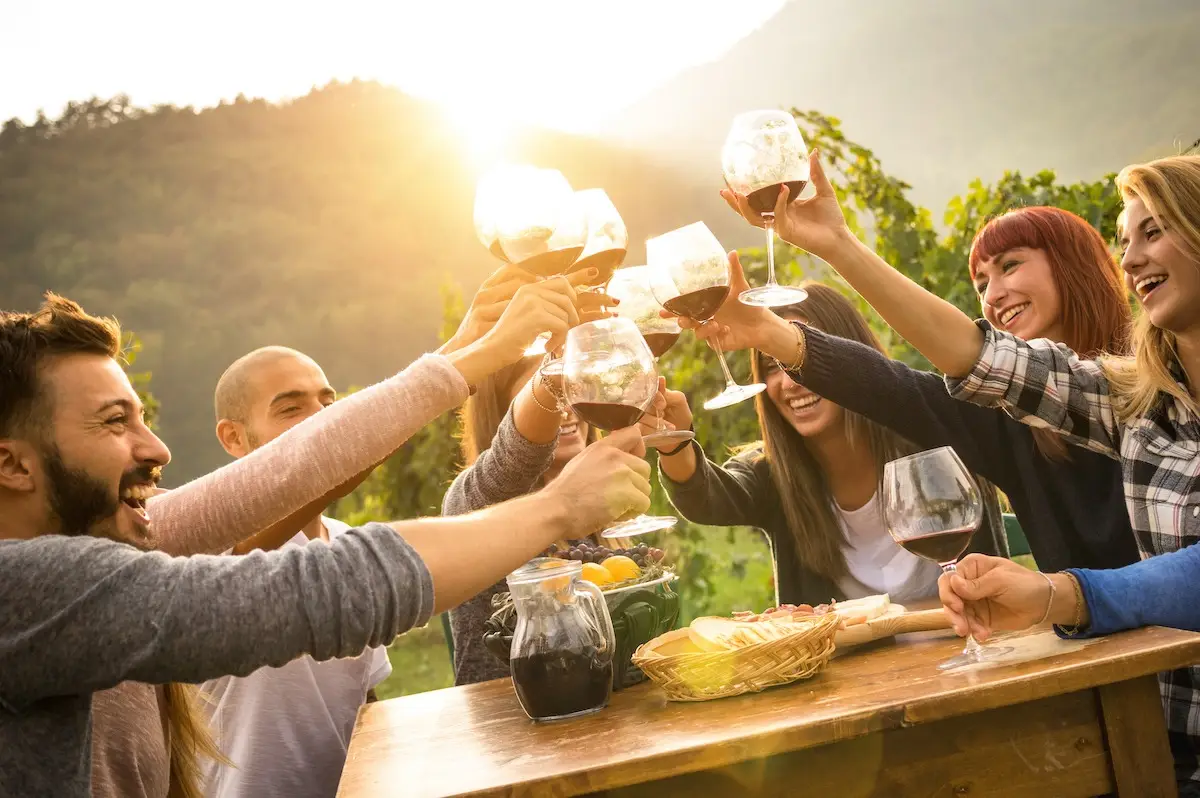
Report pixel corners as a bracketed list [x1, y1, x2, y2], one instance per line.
[580, 562, 614, 587]
[601, 555, 640, 582]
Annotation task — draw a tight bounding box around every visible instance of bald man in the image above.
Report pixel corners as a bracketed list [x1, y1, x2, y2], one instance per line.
[202, 346, 390, 798]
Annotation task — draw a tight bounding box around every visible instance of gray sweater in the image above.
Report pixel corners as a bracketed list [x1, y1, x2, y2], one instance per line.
[0, 524, 433, 798]
[442, 407, 556, 686]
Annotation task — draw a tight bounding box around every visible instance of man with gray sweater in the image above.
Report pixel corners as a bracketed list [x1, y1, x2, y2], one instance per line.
[0, 295, 652, 797]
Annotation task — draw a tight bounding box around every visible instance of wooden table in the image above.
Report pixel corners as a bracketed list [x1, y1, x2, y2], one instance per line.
[339, 626, 1200, 797]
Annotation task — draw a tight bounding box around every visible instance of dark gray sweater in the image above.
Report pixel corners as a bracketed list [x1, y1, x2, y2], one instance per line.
[0, 524, 433, 798]
[442, 406, 557, 686]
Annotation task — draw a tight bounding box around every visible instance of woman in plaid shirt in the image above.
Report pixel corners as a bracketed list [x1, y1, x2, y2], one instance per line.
[720, 152, 1200, 789]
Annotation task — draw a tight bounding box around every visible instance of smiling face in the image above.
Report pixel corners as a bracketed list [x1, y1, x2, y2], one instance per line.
[762, 313, 845, 442]
[37, 354, 170, 546]
[1121, 197, 1200, 336]
[974, 247, 1066, 343]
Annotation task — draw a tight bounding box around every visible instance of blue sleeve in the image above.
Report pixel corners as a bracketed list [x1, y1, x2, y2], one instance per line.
[1059, 543, 1200, 637]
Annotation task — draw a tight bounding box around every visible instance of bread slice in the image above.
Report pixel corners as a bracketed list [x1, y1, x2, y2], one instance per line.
[825, 594, 892, 626]
[687, 616, 814, 652]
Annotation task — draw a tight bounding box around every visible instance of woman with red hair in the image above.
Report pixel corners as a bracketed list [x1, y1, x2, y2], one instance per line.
[660, 203, 1136, 574]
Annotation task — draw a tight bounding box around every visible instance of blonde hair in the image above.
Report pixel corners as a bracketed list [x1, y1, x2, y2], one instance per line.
[165, 683, 231, 798]
[1103, 155, 1200, 421]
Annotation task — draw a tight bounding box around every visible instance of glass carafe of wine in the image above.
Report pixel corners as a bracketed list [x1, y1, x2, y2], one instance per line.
[721, 110, 811, 307]
[562, 317, 679, 538]
[507, 558, 616, 721]
[648, 222, 766, 410]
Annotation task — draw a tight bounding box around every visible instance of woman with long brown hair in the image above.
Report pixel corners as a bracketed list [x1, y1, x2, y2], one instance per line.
[654, 284, 1005, 608]
[719, 151, 1200, 791]
[680, 205, 1138, 576]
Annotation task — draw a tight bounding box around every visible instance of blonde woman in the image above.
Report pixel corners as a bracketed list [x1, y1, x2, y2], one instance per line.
[720, 152, 1200, 790]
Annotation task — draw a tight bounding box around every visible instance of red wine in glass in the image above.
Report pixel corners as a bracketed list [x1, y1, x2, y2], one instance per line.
[570, 402, 646, 431]
[569, 248, 627, 287]
[897, 525, 975, 566]
[643, 331, 681, 359]
[745, 180, 809, 216]
[661, 285, 731, 322]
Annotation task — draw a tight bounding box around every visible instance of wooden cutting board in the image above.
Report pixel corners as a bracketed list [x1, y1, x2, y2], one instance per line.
[832, 605, 951, 654]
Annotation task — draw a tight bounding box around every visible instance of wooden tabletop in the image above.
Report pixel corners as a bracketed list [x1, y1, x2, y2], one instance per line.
[339, 626, 1200, 798]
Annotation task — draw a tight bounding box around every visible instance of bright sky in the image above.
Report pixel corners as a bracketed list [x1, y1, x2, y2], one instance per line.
[4, 1, 785, 154]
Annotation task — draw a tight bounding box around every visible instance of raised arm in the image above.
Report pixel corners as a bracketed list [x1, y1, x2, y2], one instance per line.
[442, 378, 565, 517]
[720, 151, 984, 378]
[152, 275, 597, 557]
[0, 430, 653, 709]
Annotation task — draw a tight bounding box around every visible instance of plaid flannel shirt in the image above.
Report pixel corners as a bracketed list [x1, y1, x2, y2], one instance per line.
[947, 321, 1200, 784]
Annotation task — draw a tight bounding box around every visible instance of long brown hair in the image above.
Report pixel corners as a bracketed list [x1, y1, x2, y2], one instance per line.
[748, 283, 918, 581]
[1105, 155, 1200, 421]
[968, 206, 1132, 460]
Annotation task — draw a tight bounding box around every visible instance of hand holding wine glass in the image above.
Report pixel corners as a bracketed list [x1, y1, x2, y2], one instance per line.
[883, 446, 1013, 670]
[721, 149, 854, 265]
[481, 277, 583, 366]
[636, 378, 694, 450]
[665, 251, 785, 354]
[938, 554, 1083, 641]
[648, 222, 766, 410]
[440, 265, 539, 355]
[563, 317, 679, 538]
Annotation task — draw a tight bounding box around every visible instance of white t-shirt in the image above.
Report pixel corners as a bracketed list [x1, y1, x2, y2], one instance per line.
[199, 517, 393, 798]
[833, 493, 942, 604]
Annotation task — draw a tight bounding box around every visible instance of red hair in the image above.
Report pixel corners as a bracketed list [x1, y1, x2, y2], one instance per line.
[968, 206, 1130, 358]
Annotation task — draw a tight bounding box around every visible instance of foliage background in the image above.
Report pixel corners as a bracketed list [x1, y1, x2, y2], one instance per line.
[6, 96, 1132, 700]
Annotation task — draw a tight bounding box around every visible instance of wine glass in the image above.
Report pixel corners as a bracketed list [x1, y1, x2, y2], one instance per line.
[539, 188, 629, 376]
[570, 189, 628, 287]
[647, 222, 766, 410]
[562, 317, 678, 539]
[721, 110, 811, 307]
[605, 266, 694, 446]
[474, 166, 587, 359]
[882, 446, 1014, 670]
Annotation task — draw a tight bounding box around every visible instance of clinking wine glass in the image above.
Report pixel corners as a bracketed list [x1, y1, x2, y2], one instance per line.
[605, 266, 693, 447]
[540, 188, 629, 377]
[721, 110, 811, 308]
[647, 222, 766, 410]
[562, 317, 678, 539]
[882, 446, 1014, 670]
[474, 165, 587, 359]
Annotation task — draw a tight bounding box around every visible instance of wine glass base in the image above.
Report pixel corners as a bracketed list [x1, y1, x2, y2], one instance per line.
[739, 284, 810, 308]
[643, 430, 695, 447]
[703, 382, 767, 410]
[937, 643, 1015, 671]
[599, 515, 676, 539]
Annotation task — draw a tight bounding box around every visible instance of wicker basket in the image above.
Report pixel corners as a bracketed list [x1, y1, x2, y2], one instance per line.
[631, 612, 840, 702]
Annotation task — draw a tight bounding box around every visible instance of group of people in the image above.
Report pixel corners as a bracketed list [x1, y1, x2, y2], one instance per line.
[3, 149, 1200, 797]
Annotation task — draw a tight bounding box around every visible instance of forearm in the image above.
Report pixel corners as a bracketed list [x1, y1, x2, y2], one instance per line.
[818, 232, 984, 378]
[231, 466, 373, 554]
[395, 491, 573, 614]
[662, 449, 763, 529]
[442, 406, 556, 516]
[0, 528, 432, 707]
[657, 441, 698, 484]
[1056, 545, 1200, 635]
[150, 354, 468, 556]
[511, 378, 567, 445]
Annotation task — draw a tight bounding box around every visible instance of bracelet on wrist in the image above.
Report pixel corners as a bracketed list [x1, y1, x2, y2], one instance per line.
[772, 321, 807, 372]
[529, 380, 563, 415]
[1034, 571, 1056, 626]
[658, 428, 695, 457]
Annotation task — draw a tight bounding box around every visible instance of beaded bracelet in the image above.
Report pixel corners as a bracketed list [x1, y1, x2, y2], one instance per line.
[773, 321, 808, 371]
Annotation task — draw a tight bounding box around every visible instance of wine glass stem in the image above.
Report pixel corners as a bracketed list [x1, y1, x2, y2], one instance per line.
[941, 560, 984, 659]
[764, 215, 779, 288]
[705, 323, 739, 388]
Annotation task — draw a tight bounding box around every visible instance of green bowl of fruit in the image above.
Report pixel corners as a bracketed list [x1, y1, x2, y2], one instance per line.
[482, 542, 680, 690]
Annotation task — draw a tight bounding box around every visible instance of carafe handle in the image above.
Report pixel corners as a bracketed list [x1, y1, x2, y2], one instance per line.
[574, 580, 616, 656]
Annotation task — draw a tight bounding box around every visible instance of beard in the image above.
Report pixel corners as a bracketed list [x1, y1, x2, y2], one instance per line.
[41, 442, 161, 548]
[42, 443, 120, 539]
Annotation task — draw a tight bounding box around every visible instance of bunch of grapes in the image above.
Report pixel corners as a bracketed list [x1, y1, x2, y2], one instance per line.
[541, 541, 665, 568]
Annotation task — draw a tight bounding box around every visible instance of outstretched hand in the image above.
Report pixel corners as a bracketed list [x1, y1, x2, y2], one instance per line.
[719, 150, 852, 262]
